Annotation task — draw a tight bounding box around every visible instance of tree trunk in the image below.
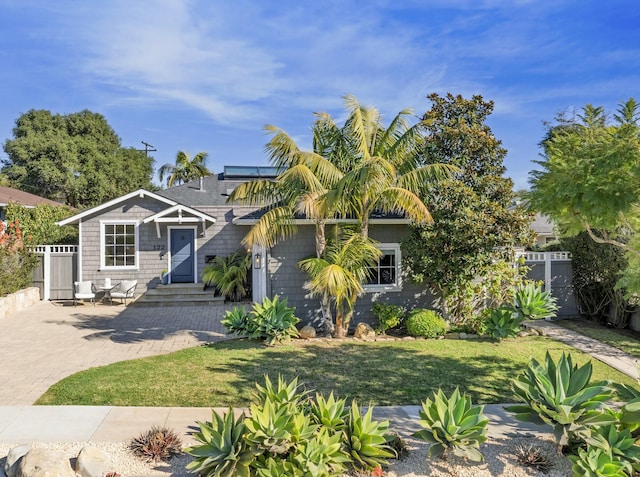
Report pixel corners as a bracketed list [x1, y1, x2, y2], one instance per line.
[320, 293, 334, 335]
[333, 311, 346, 338]
[315, 221, 326, 257]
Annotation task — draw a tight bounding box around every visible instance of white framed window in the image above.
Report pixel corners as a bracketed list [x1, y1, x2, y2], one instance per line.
[100, 221, 139, 270]
[364, 243, 401, 292]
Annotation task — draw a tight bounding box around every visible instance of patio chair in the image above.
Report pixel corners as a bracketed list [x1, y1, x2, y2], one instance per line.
[73, 281, 96, 306]
[110, 280, 137, 306]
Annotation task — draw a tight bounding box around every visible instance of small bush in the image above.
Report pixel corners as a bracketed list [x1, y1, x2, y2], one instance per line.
[405, 309, 446, 338]
[371, 303, 405, 334]
[0, 220, 39, 297]
[129, 425, 183, 462]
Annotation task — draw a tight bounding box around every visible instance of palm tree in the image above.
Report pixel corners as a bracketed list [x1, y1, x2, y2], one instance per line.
[328, 95, 457, 238]
[298, 228, 381, 337]
[158, 151, 212, 188]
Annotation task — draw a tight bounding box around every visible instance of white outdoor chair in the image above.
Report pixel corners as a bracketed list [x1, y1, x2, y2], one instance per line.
[110, 280, 137, 306]
[73, 281, 96, 306]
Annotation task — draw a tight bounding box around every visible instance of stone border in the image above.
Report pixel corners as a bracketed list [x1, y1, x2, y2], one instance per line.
[0, 287, 40, 319]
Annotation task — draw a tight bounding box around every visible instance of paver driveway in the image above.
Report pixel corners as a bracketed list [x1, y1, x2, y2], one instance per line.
[0, 301, 236, 405]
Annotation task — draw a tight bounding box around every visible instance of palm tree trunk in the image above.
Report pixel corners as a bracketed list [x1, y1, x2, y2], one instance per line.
[315, 220, 326, 257]
[321, 293, 334, 335]
[334, 309, 346, 338]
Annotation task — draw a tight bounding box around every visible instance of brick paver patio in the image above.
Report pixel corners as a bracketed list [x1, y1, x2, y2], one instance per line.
[0, 301, 235, 405]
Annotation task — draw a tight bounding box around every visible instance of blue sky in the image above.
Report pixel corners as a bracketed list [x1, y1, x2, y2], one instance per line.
[0, 0, 638, 190]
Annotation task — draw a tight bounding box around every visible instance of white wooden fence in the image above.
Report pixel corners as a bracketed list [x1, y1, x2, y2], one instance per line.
[31, 245, 78, 300]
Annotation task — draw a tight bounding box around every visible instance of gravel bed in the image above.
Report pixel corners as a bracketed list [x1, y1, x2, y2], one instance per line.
[1, 436, 571, 477]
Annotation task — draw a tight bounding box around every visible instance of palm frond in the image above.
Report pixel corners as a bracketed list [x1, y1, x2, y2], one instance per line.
[264, 124, 300, 170]
[377, 187, 433, 225]
[241, 205, 297, 248]
[226, 180, 281, 205]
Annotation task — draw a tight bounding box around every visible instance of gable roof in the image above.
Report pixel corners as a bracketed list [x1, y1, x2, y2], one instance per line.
[57, 189, 177, 226]
[142, 204, 216, 225]
[0, 187, 63, 207]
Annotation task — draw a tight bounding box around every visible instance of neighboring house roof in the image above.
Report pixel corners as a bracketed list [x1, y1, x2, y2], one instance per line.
[0, 187, 62, 207]
[57, 189, 177, 226]
[531, 213, 556, 236]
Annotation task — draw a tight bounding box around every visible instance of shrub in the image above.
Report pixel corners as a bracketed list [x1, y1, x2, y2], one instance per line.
[0, 220, 39, 297]
[512, 282, 558, 320]
[507, 352, 614, 452]
[202, 251, 251, 301]
[413, 387, 488, 462]
[221, 295, 300, 345]
[371, 303, 405, 334]
[129, 425, 183, 462]
[405, 309, 446, 338]
[482, 306, 523, 340]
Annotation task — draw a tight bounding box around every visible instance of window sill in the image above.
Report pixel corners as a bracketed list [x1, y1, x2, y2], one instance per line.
[100, 266, 139, 271]
[364, 285, 402, 293]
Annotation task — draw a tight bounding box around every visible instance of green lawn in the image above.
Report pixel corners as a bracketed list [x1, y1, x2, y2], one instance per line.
[555, 318, 640, 359]
[36, 336, 638, 407]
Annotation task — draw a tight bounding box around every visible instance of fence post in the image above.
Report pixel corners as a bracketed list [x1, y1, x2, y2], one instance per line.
[43, 245, 51, 301]
[544, 252, 552, 292]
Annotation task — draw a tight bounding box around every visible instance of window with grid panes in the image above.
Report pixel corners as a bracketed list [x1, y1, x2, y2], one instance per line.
[364, 245, 401, 291]
[103, 223, 136, 267]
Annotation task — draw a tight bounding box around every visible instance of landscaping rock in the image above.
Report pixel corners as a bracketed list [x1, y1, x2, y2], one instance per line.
[354, 322, 376, 339]
[4, 446, 31, 477]
[465, 333, 479, 339]
[298, 324, 316, 339]
[75, 445, 113, 477]
[17, 448, 75, 477]
[444, 332, 460, 340]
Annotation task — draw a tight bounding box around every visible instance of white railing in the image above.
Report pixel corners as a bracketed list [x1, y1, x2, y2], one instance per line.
[516, 251, 571, 261]
[31, 245, 78, 254]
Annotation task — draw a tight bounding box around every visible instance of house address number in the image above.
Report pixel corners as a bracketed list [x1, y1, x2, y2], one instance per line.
[153, 244, 166, 251]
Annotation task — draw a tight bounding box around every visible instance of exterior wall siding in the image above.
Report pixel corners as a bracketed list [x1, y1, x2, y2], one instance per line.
[268, 224, 433, 328]
[80, 198, 248, 293]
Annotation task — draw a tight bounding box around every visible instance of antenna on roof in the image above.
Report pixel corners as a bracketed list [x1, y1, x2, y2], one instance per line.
[140, 141, 157, 157]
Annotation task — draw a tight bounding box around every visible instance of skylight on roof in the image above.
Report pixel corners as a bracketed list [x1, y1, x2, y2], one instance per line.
[223, 166, 279, 178]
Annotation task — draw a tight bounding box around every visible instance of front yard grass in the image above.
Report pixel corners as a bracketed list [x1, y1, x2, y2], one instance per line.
[36, 336, 638, 407]
[555, 318, 640, 359]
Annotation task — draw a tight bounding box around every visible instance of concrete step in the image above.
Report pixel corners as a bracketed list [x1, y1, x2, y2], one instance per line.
[133, 283, 228, 307]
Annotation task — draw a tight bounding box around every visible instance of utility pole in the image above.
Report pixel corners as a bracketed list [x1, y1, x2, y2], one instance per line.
[140, 141, 157, 157]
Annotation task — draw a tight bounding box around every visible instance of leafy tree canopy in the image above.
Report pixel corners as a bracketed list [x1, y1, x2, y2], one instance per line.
[2, 109, 155, 207]
[6, 203, 77, 245]
[528, 98, 640, 293]
[403, 93, 533, 322]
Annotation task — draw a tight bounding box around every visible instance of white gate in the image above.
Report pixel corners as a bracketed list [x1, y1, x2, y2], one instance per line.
[31, 245, 78, 300]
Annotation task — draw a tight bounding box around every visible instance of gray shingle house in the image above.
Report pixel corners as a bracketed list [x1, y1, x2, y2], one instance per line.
[58, 166, 431, 323]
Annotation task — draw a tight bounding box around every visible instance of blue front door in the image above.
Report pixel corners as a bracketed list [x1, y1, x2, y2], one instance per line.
[170, 229, 195, 283]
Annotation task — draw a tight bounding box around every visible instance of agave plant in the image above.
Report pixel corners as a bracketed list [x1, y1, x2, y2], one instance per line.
[507, 352, 614, 452]
[289, 428, 351, 477]
[249, 295, 300, 345]
[245, 397, 300, 455]
[343, 401, 396, 470]
[310, 392, 348, 432]
[568, 447, 633, 477]
[482, 306, 523, 340]
[413, 387, 488, 462]
[254, 375, 308, 413]
[221, 306, 252, 335]
[584, 424, 640, 474]
[185, 408, 255, 477]
[512, 282, 558, 320]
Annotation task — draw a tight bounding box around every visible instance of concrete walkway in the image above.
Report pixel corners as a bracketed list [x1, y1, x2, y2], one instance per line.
[0, 301, 235, 405]
[527, 319, 639, 380]
[0, 404, 551, 445]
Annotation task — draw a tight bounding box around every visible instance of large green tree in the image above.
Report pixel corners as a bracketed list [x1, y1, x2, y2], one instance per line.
[228, 95, 453, 335]
[158, 151, 212, 188]
[402, 93, 533, 323]
[529, 98, 640, 294]
[2, 109, 154, 207]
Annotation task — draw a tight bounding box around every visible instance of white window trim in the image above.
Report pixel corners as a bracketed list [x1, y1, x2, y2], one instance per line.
[99, 220, 140, 271]
[364, 243, 402, 293]
[167, 225, 198, 284]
